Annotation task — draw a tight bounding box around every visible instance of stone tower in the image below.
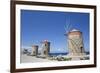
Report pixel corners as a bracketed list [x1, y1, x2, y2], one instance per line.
[41, 40, 50, 58]
[31, 45, 38, 56]
[67, 29, 85, 56]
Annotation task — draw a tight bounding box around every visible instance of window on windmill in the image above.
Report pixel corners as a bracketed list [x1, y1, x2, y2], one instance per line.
[45, 44, 47, 46]
[44, 50, 46, 54]
[80, 46, 83, 53]
[33, 51, 35, 54]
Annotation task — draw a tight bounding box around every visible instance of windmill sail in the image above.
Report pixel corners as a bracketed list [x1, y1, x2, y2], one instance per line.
[64, 17, 72, 34]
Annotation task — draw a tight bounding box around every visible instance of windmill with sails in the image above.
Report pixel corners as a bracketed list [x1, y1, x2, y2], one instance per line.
[64, 18, 86, 59]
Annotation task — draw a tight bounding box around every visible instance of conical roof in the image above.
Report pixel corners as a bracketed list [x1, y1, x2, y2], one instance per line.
[70, 29, 80, 32]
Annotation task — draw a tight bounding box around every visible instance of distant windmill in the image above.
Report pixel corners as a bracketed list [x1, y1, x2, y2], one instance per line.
[40, 40, 50, 58]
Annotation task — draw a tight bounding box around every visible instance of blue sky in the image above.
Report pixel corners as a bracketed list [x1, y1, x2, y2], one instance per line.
[21, 10, 90, 53]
